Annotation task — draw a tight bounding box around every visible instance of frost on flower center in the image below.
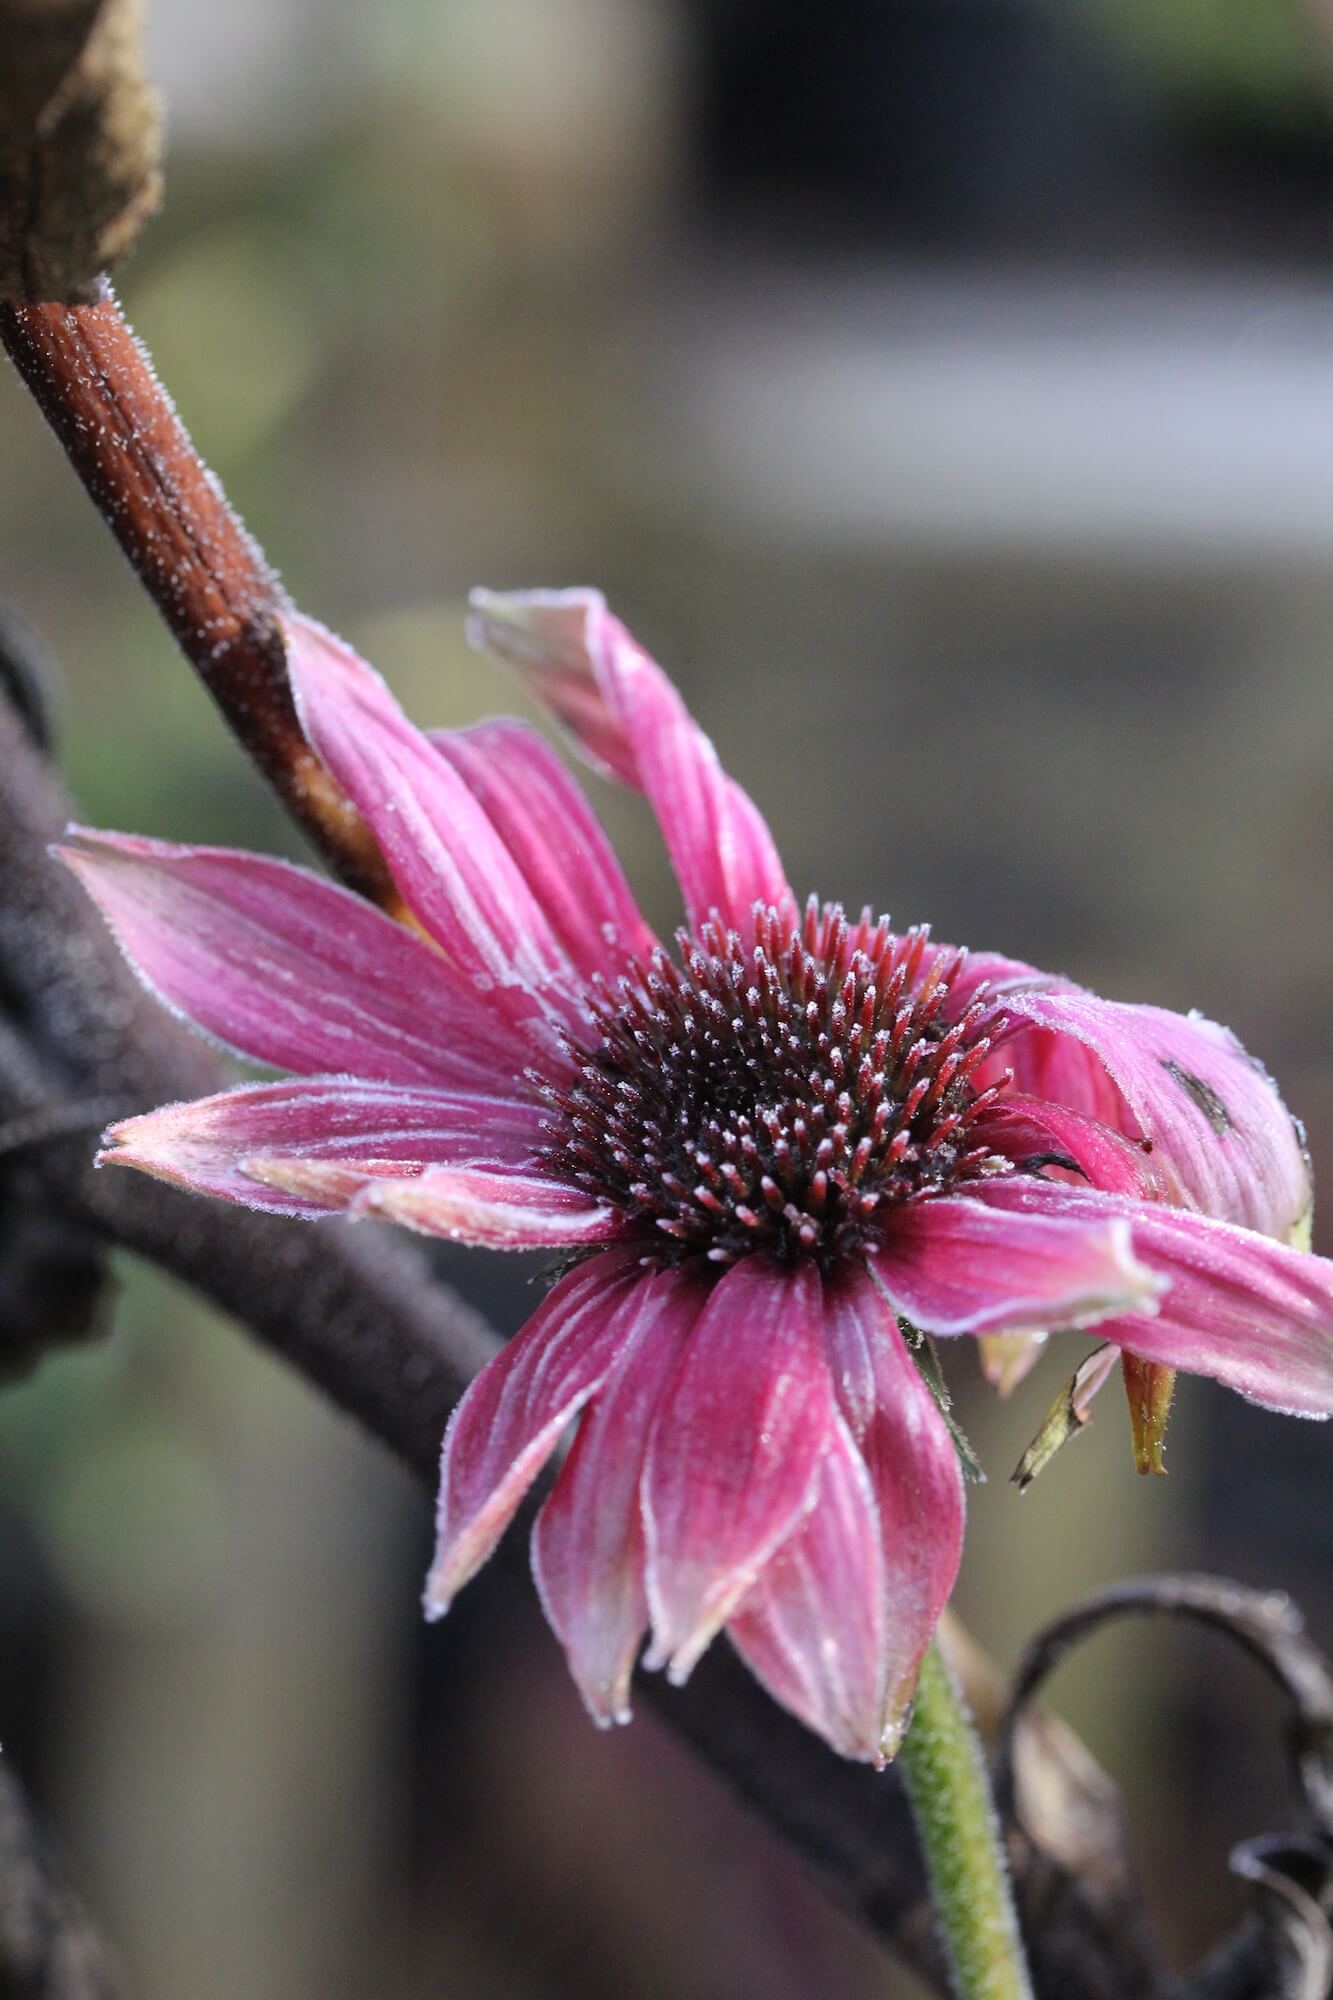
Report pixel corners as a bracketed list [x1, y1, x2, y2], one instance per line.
[538, 900, 1009, 1269]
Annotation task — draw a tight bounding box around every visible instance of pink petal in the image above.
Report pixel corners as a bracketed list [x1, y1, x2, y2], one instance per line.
[870, 1190, 1163, 1338]
[355, 1164, 624, 1247]
[977, 1018, 1125, 1126]
[973, 1095, 1170, 1201]
[57, 829, 528, 1088]
[468, 589, 796, 940]
[821, 1262, 966, 1756]
[726, 1413, 890, 1764]
[282, 613, 580, 1009]
[980, 1178, 1333, 1418]
[1001, 993, 1311, 1240]
[532, 1262, 709, 1726]
[923, 943, 1078, 1018]
[102, 1077, 546, 1213]
[641, 1257, 836, 1682]
[430, 719, 657, 981]
[425, 1249, 648, 1612]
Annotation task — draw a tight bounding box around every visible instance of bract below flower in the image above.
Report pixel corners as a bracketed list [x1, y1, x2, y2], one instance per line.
[60, 589, 1333, 1765]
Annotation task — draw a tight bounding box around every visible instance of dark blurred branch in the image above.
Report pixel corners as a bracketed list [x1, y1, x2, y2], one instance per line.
[997, 1576, 1333, 2000]
[0, 1763, 120, 2000]
[997, 1576, 1333, 1839]
[0, 297, 396, 906]
[0, 0, 159, 303]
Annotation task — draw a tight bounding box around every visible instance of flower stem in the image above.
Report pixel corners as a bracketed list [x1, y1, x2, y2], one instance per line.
[899, 1639, 1034, 2000]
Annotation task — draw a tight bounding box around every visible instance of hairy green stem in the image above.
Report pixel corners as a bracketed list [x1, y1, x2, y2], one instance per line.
[899, 1640, 1033, 2000]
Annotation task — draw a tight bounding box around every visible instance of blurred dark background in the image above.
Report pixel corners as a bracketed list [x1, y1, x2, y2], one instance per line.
[2, 2, 1333, 1994]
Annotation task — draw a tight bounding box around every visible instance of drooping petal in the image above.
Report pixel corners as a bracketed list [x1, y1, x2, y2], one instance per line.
[870, 1190, 1163, 1338]
[468, 588, 796, 939]
[57, 829, 528, 1088]
[966, 1092, 1188, 1400]
[978, 1178, 1333, 1416]
[1000, 993, 1311, 1240]
[727, 1413, 890, 1764]
[821, 1261, 966, 1756]
[354, 1165, 625, 1248]
[425, 1249, 647, 1614]
[430, 719, 657, 981]
[1121, 1351, 1176, 1475]
[641, 1257, 836, 1682]
[532, 1262, 709, 1726]
[282, 613, 579, 1007]
[101, 1077, 546, 1213]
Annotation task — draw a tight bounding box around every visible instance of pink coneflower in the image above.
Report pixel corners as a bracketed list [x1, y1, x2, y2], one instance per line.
[60, 590, 1333, 1764]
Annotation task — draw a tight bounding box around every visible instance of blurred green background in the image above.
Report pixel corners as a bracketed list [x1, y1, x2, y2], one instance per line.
[3, 2, 1333, 1994]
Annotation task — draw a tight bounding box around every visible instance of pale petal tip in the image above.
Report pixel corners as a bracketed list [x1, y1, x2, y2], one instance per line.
[977, 1330, 1049, 1397]
[465, 587, 607, 674]
[577, 1680, 635, 1731]
[878, 1679, 919, 1766]
[422, 1567, 456, 1623]
[651, 1597, 739, 1687]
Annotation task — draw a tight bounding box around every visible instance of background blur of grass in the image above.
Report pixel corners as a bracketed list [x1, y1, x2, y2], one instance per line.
[2, 4, 1333, 1995]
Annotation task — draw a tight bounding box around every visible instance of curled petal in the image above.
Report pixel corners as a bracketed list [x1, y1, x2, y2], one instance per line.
[101, 1077, 546, 1213]
[822, 1263, 965, 1756]
[430, 719, 657, 981]
[468, 588, 796, 939]
[974, 1095, 1170, 1201]
[727, 1415, 890, 1764]
[979, 1179, 1333, 1417]
[871, 1191, 1163, 1338]
[642, 1258, 836, 1681]
[532, 1263, 708, 1726]
[426, 1249, 647, 1613]
[1001, 993, 1311, 1240]
[355, 1164, 624, 1247]
[282, 614, 579, 1007]
[57, 830, 530, 1087]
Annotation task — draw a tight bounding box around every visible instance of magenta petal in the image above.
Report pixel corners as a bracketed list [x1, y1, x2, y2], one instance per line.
[468, 589, 796, 939]
[974, 1095, 1171, 1201]
[532, 1262, 709, 1726]
[641, 1257, 836, 1681]
[430, 719, 657, 981]
[980, 1179, 1333, 1417]
[355, 1164, 624, 1247]
[924, 944, 1078, 1019]
[425, 1249, 647, 1612]
[1002, 993, 1311, 1240]
[58, 829, 527, 1087]
[102, 1077, 546, 1213]
[822, 1262, 965, 1756]
[727, 1414, 890, 1764]
[282, 614, 578, 1007]
[871, 1191, 1162, 1337]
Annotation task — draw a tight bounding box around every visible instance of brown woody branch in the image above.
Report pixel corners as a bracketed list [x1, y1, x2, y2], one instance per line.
[0, 297, 396, 907]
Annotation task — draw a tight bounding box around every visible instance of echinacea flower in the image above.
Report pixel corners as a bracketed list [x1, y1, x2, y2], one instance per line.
[59, 590, 1333, 1765]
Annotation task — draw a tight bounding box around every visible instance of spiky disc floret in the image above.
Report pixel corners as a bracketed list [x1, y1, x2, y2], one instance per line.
[537, 899, 1012, 1268]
